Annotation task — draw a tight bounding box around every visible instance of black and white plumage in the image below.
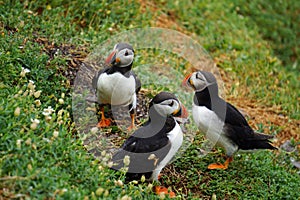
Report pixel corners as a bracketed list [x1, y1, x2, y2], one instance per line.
[111, 92, 188, 182]
[183, 71, 276, 169]
[92, 43, 141, 128]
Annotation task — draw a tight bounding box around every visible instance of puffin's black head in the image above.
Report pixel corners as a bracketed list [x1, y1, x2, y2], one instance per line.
[105, 42, 135, 68]
[182, 71, 217, 92]
[149, 92, 188, 118]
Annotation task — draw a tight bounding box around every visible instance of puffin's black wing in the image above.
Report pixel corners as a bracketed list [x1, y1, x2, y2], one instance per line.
[111, 118, 175, 181]
[224, 102, 276, 150]
[111, 134, 170, 181]
[225, 102, 249, 127]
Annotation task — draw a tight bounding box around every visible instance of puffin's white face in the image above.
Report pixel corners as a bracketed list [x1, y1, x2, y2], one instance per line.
[152, 99, 181, 117]
[115, 48, 134, 68]
[188, 71, 209, 91]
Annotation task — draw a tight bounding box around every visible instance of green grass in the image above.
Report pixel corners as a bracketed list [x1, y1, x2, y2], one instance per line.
[1, 0, 299, 199]
[161, 0, 299, 119]
[164, 136, 300, 199]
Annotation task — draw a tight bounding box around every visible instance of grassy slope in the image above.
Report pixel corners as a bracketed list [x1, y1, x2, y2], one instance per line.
[161, 0, 299, 119]
[0, 0, 299, 199]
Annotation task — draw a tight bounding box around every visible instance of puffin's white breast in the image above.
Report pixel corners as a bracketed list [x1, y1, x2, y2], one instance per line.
[192, 104, 238, 155]
[97, 72, 136, 106]
[151, 122, 183, 180]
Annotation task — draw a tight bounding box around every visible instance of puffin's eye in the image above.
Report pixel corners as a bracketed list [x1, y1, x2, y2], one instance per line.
[125, 51, 129, 56]
[168, 101, 174, 107]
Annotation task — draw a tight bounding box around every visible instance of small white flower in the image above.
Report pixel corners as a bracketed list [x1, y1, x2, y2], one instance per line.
[30, 118, 40, 130]
[58, 109, 64, 116]
[27, 163, 33, 171]
[27, 80, 35, 90]
[53, 131, 59, 138]
[42, 111, 50, 116]
[61, 93, 65, 98]
[31, 118, 40, 124]
[148, 154, 156, 160]
[25, 138, 32, 145]
[107, 161, 113, 168]
[34, 90, 41, 98]
[114, 180, 123, 187]
[103, 190, 109, 197]
[211, 194, 217, 200]
[120, 195, 132, 200]
[159, 193, 166, 199]
[32, 143, 37, 150]
[58, 98, 64, 104]
[95, 187, 104, 196]
[101, 150, 106, 157]
[30, 123, 37, 130]
[14, 107, 21, 116]
[16, 139, 22, 148]
[34, 100, 41, 107]
[141, 175, 146, 183]
[98, 165, 104, 170]
[147, 183, 153, 190]
[42, 106, 54, 116]
[29, 89, 34, 96]
[20, 71, 26, 77]
[20, 67, 30, 77]
[148, 154, 158, 166]
[46, 106, 54, 113]
[123, 155, 130, 166]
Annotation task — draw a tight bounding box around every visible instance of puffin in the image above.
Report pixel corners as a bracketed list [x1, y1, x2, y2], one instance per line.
[111, 91, 188, 197]
[182, 71, 276, 170]
[92, 43, 141, 129]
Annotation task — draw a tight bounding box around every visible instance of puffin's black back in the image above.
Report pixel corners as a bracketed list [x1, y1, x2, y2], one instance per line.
[111, 117, 176, 182]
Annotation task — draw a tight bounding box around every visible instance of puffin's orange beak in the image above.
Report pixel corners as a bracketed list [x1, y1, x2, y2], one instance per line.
[105, 50, 117, 65]
[180, 104, 189, 119]
[182, 73, 193, 88]
[115, 57, 121, 63]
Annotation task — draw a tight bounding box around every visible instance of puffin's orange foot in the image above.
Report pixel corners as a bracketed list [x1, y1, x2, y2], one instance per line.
[127, 124, 136, 131]
[97, 118, 112, 128]
[127, 113, 136, 131]
[207, 163, 228, 170]
[155, 186, 175, 198]
[208, 157, 233, 170]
